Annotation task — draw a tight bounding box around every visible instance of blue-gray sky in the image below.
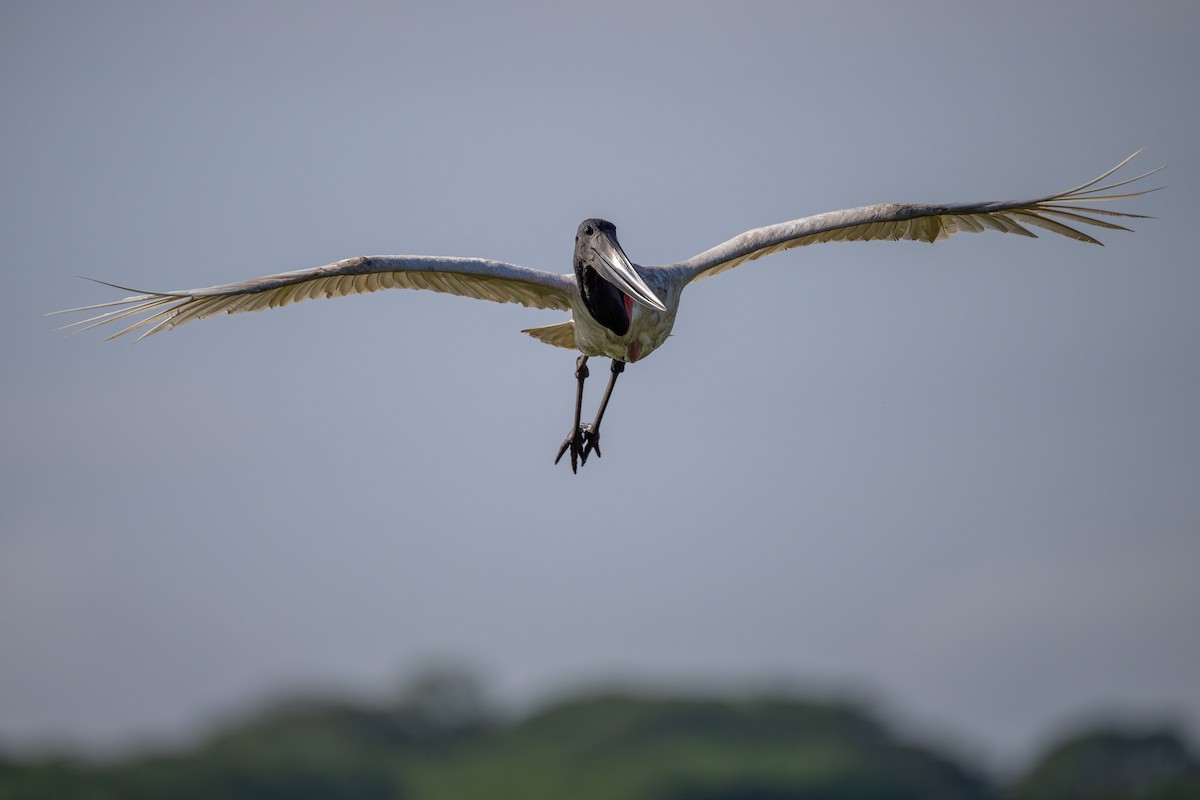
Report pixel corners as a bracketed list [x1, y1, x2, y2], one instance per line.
[2, 0, 1197, 769]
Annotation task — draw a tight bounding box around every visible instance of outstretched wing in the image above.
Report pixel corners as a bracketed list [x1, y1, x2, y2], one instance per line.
[50, 255, 577, 340]
[670, 152, 1160, 283]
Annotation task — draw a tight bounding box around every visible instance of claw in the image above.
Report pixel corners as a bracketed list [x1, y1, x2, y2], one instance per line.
[554, 426, 586, 473]
[554, 355, 621, 474]
[581, 426, 601, 464]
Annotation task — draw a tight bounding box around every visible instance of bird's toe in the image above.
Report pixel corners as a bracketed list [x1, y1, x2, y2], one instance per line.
[554, 427, 587, 474]
[581, 426, 602, 464]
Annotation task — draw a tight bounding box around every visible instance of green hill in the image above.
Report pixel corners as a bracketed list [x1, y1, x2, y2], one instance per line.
[1, 681, 1195, 800]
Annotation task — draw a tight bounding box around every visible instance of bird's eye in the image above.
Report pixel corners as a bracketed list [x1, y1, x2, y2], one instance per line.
[583, 225, 594, 236]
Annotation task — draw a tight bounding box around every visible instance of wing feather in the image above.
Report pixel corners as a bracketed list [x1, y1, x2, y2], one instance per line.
[1008, 211, 1097, 244]
[672, 153, 1160, 283]
[1039, 207, 1134, 231]
[50, 255, 576, 340]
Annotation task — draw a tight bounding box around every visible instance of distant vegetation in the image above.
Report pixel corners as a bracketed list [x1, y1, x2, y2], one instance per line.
[1, 671, 1195, 800]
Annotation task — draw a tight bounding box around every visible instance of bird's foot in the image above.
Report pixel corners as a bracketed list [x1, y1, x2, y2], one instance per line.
[555, 425, 604, 473]
[554, 426, 588, 474]
[555, 425, 602, 473]
[581, 425, 601, 464]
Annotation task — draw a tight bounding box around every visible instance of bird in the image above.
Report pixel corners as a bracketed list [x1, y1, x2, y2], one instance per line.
[51, 152, 1159, 473]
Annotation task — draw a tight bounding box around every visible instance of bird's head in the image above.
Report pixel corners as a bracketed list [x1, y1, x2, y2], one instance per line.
[573, 219, 666, 313]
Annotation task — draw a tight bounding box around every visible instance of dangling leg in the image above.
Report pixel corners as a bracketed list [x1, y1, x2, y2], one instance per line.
[581, 359, 624, 465]
[554, 355, 590, 474]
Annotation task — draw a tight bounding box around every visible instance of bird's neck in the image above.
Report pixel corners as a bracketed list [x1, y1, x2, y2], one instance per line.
[577, 262, 630, 337]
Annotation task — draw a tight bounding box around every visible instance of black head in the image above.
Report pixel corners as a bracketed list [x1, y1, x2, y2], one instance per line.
[575, 218, 618, 246]
[574, 219, 628, 335]
[571, 217, 666, 335]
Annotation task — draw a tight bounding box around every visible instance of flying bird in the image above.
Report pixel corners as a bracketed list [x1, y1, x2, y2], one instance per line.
[52, 153, 1158, 473]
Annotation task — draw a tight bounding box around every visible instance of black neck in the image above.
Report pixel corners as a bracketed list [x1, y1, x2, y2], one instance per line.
[577, 262, 630, 336]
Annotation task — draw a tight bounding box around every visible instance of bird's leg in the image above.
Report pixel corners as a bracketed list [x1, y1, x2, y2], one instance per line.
[581, 359, 624, 465]
[554, 355, 590, 474]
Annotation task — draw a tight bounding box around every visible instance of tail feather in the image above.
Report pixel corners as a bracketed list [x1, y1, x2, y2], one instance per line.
[521, 320, 576, 350]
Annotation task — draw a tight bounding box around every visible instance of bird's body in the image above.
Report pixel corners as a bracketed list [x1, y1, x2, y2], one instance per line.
[52, 153, 1159, 472]
[569, 290, 679, 364]
[567, 224, 683, 364]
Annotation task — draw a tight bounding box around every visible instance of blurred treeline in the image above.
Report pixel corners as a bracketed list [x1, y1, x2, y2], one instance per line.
[1, 671, 1196, 800]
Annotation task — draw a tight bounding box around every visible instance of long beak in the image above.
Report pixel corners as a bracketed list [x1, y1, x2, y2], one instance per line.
[589, 232, 667, 312]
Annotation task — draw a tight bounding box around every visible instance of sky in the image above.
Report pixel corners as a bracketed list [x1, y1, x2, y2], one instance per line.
[2, 0, 1198, 772]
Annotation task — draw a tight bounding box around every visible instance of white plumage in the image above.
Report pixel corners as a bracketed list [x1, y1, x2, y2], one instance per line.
[52, 152, 1159, 471]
